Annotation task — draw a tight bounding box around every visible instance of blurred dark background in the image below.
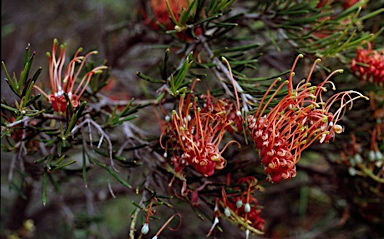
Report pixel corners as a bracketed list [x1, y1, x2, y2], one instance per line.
[2, 1, 383, 239]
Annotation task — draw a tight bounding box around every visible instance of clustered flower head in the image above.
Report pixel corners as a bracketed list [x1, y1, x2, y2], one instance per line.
[207, 176, 264, 238]
[161, 81, 240, 177]
[351, 42, 384, 86]
[34, 39, 107, 113]
[248, 55, 368, 183]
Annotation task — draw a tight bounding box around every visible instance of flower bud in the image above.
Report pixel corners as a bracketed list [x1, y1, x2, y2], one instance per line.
[236, 199, 243, 208]
[224, 207, 231, 217]
[244, 203, 251, 213]
[141, 223, 149, 234]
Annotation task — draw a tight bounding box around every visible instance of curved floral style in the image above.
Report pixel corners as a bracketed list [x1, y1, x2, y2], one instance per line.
[248, 55, 368, 182]
[34, 39, 107, 113]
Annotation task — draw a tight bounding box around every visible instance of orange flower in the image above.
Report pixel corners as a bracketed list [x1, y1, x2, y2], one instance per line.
[34, 39, 107, 113]
[161, 82, 239, 177]
[248, 55, 368, 182]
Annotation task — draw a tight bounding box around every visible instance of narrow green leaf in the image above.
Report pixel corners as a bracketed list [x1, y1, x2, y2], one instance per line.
[54, 155, 66, 166]
[358, 8, 384, 22]
[116, 98, 134, 118]
[136, 72, 165, 83]
[218, 43, 260, 54]
[194, 0, 205, 22]
[166, 0, 178, 24]
[162, 48, 170, 80]
[2, 61, 20, 96]
[45, 155, 54, 171]
[1, 103, 18, 113]
[34, 157, 46, 164]
[64, 93, 74, 115]
[52, 160, 77, 171]
[334, 0, 366, 21]
[179, 0, 195, 25]
[1, 61, 13, 85]
[25, 94, 41, 107]
[75, 101, 87, 119]
[171, 52, 193, 95]
[95, 160, 132, 188]
[20, 50, 35, 88]
[131, 201, 143, 209]
[195, 12, 223, 25]
[156, 91, 166, 103]
[24, 109, 45, 117]
[42, 171, 47, 206]
[83, 150, 88, 187]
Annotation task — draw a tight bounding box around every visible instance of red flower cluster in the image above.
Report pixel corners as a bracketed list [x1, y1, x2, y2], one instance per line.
[149, 0, 188, 30]
[343, 0, 360, 9]
[248, 55, 368, 182]
[34, 39, 107, 113]
[201, 91, 243, 133]
[316, 0, 361, 9]
[161, 85, 240, 177]
[219, 176, 264, 236]
[145, 0, 202, 42]
[351, 43, 384, 86]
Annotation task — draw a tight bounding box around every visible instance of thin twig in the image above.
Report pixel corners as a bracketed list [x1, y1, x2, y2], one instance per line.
[6, 116, 30, 127]
[202, 40, 257, 112]
[71, 116, 116, 171]
[130, 173, 151, 239]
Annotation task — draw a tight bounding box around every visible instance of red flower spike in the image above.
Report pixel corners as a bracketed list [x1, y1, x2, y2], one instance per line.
[34, 39, 107, 113]
[351, 43, 384, 86]
[161, 81, 240, 177]
[249, 55, 368, 183]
